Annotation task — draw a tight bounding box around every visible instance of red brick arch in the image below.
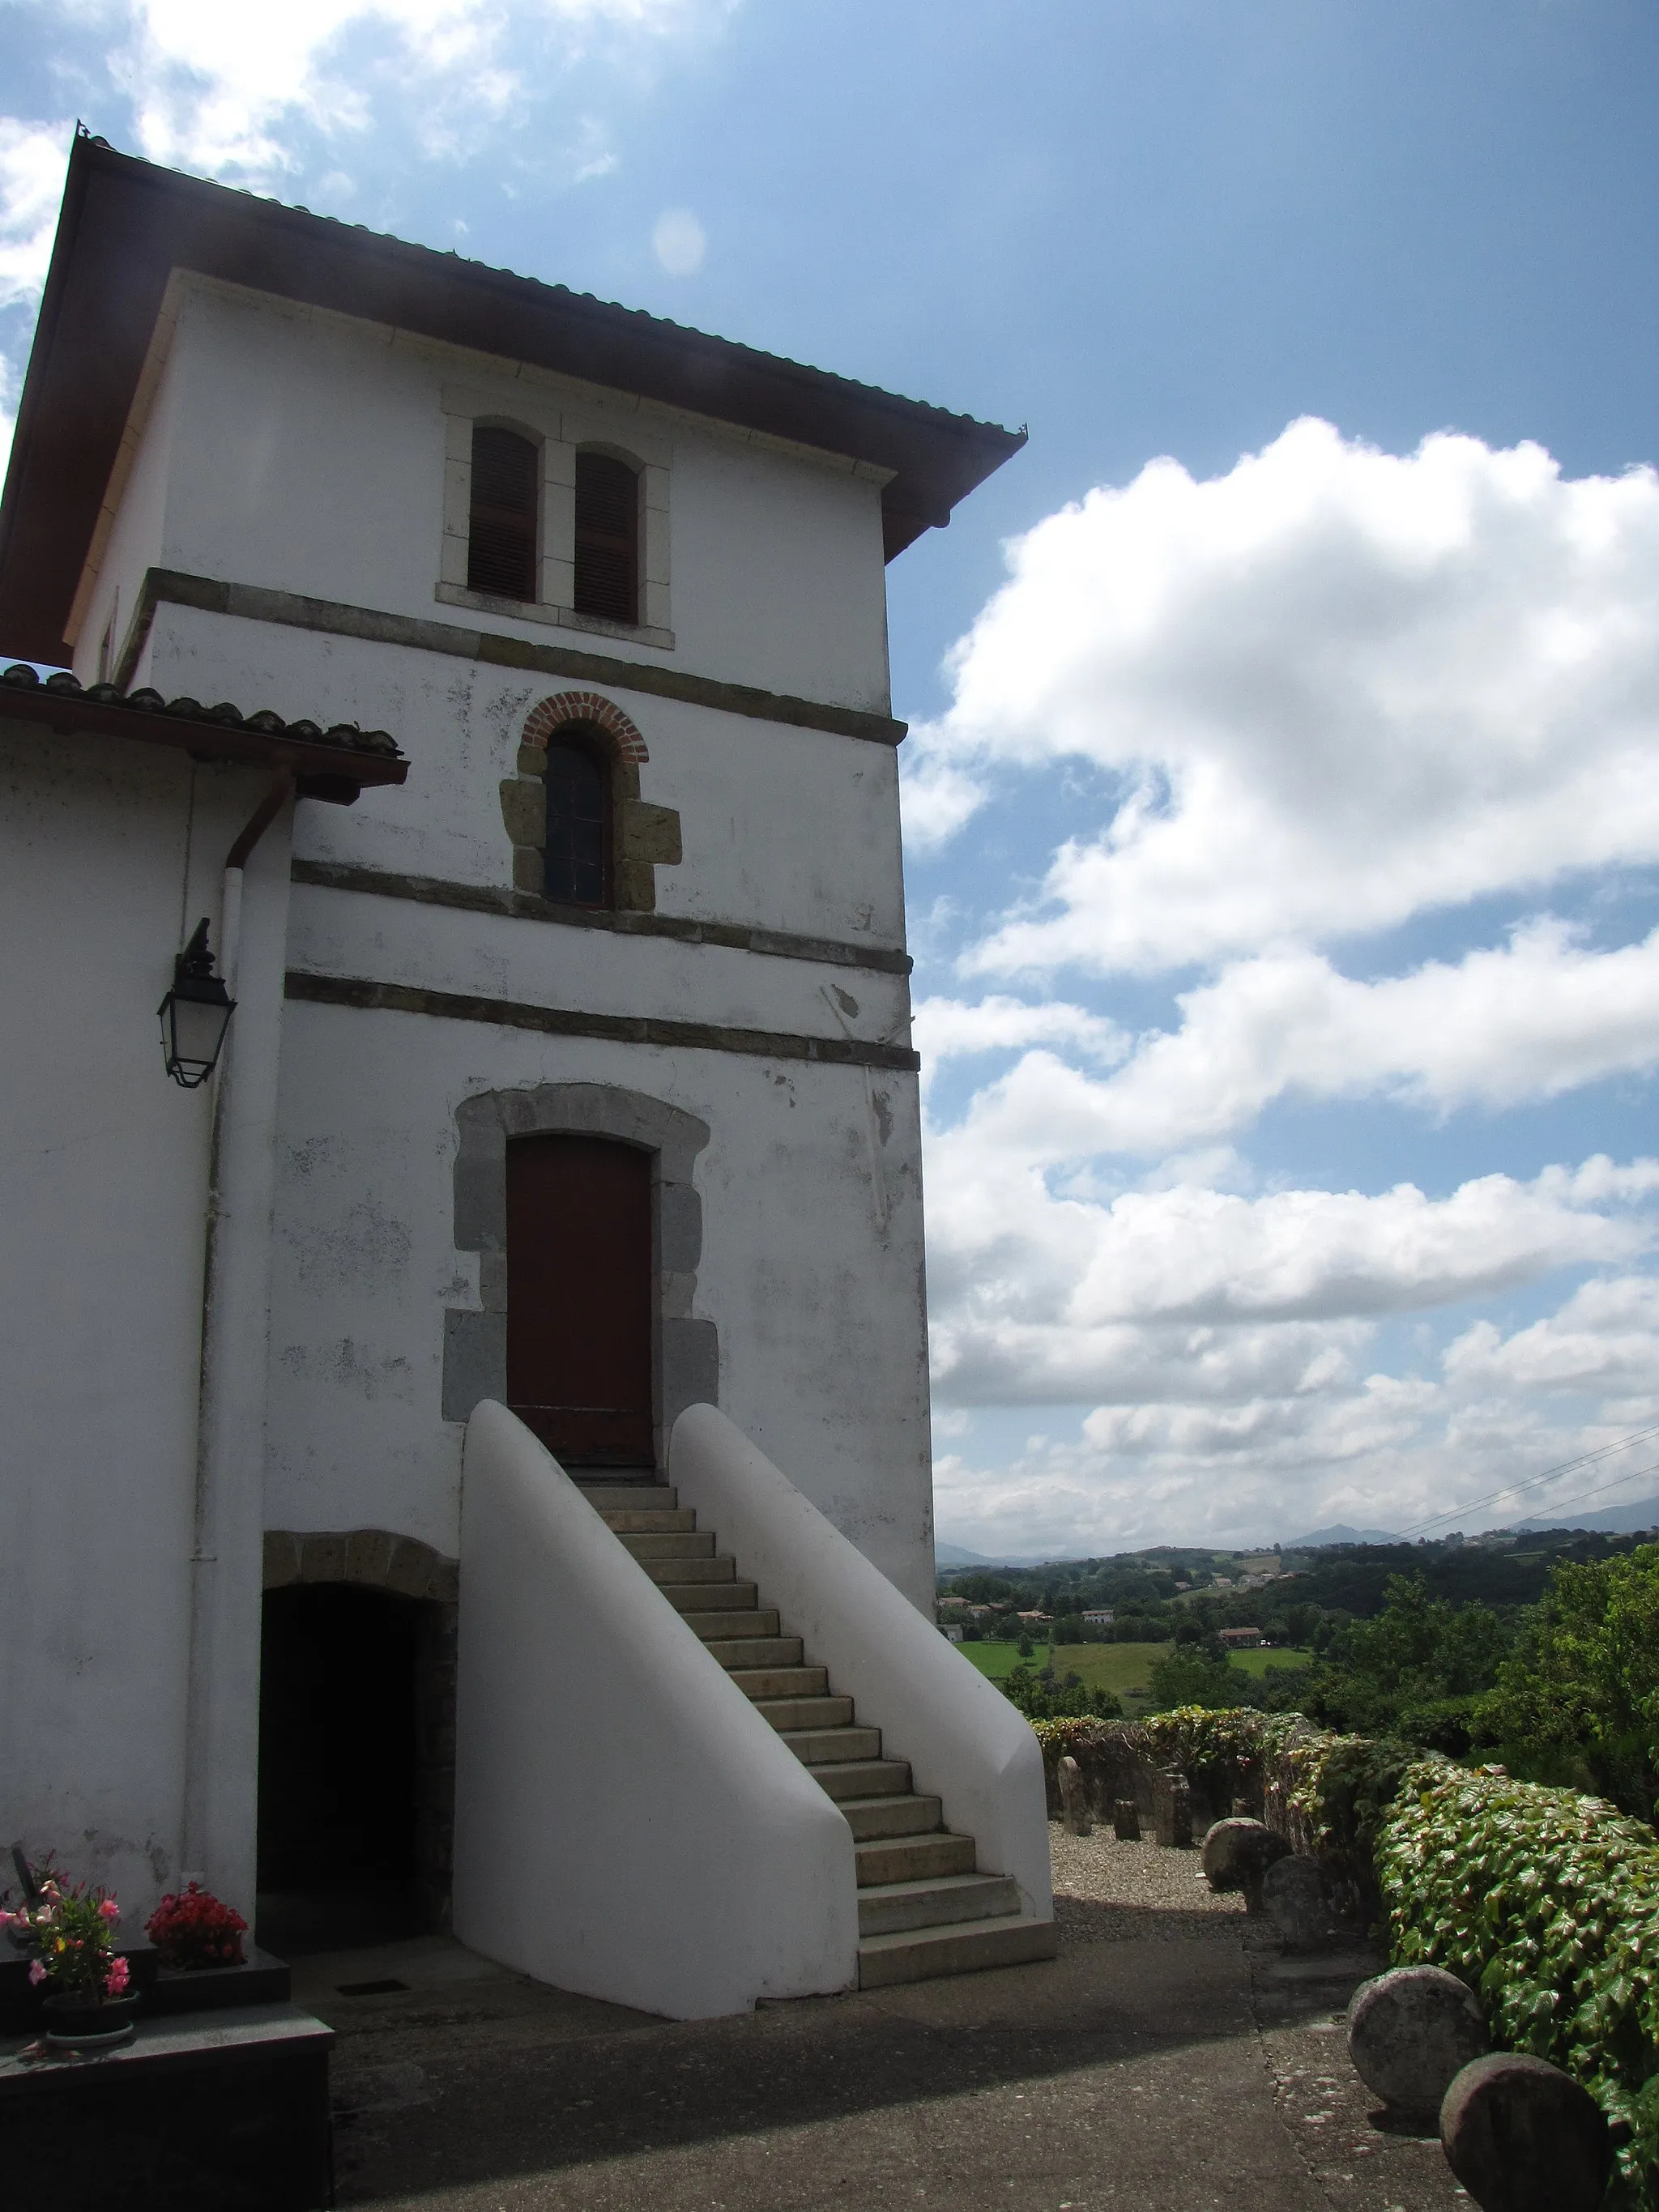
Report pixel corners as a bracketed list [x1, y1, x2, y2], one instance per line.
[522, 691, 648, 765]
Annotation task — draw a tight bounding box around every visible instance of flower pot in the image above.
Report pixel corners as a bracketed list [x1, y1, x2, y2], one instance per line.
[41, 1990, 139, 2050]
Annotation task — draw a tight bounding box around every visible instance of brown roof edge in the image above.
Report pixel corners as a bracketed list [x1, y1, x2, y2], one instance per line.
[0, 667, 408, 800]
[0, 132, 1026, 664]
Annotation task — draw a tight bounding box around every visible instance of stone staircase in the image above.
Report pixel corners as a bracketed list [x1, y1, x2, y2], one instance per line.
[576, 1477, 1059, 1988]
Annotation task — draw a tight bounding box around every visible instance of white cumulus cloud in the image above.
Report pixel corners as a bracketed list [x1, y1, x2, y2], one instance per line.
[909, 417, 1659, 976]
[40, 0, 735, 184]
[927, 1151, 1659, 1405]
[931, 919, 1659, 1157]
[0, 121, 70, 310]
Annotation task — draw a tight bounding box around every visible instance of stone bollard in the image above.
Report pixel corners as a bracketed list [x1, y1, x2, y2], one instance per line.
[1112, 1798, 1141, 1841]
[1057, 1756, 1092, 1836]
[1439, 2053, 1611, 2212]
[1347, 1967, 1489, 2122]
[1200, 1817, 1289, 1911]
[1260, 1853, 1336, 1947]
[1152, 1770, 1192, 1848]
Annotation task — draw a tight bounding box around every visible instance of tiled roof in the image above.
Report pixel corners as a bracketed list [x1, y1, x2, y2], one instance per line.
[0, 663, 407, 798]
[0, 663, 400, 756]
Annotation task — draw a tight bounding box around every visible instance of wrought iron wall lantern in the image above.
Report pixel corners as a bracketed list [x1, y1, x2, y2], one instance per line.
[158, 918, 236, 1089]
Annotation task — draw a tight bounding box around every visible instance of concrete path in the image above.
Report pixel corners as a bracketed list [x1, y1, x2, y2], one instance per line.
[296, 1843, 1468, 2212]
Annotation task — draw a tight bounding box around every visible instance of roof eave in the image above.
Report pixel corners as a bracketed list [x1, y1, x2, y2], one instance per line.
[0, 683, 408, 799]
[0, 134, 1026, 663]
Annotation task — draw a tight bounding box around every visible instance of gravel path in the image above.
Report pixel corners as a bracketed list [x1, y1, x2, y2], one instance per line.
[1048, 1819, 1245, 1944]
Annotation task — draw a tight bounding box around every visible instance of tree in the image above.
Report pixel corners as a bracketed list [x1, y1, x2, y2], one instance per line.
[1016, 1632, 1034, 1659]
[1479, 1544, 1659, 1819]
[1147, 1645, 1252, 1712]
[1307, 1574, 1511, 1737]
[1000, 1665, 1123, 1722]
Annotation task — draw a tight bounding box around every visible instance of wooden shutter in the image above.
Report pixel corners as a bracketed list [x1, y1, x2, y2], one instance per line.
[505, 1136, 654, 1466]
[574, 452, 640, 624]
[468, 428, 538, 601]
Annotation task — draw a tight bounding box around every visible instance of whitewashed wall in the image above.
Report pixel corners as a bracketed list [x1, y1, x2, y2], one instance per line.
[134, 598, 935, 1610]
[0, 724, 289, 1923]
[263, 996, 933, 1605]
[100, 279, 894, 717]
[149, 603, 906, 955]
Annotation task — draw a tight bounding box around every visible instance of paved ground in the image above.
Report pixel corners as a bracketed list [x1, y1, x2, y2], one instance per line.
[295, 1832, 1469, 2212]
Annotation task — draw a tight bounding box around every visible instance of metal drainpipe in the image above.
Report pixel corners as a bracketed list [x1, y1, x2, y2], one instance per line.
[181, 770, 293, 1902]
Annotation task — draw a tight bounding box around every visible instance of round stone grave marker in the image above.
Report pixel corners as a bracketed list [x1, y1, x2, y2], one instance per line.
[1200, 1817, 1287, 1893]
[1347, 1965, 1488, 2119]
[1439, 2052, 1611, 2212]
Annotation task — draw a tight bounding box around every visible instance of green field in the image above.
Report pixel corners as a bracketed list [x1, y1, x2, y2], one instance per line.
[957, 1639, 1311, 1705]
[1228, 1645, 1311, 1677]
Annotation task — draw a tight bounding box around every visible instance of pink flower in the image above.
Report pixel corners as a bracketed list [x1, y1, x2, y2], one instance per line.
[98, 1897, 120, 1922]
[104, 1956, 130, 1997]
[28, 1960, 45, 1986]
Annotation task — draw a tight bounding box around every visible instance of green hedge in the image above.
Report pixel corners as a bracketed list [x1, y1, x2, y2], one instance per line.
[1379, 1763, 1659, 2208]
[1032, 1706, 1659, 2207]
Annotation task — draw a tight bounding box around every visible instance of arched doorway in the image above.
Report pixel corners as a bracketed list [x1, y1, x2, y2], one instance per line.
[256, 1534, 458, 1955]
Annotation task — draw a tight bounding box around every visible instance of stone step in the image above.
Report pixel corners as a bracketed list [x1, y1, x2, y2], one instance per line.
[664, 1580, 758, 1613]
[856, 1913, 1060, 1989]
[599, 1508, 697, 1534]
[753, 1694, 855, 1733]
[616, 1530, 714, 1560]
[808, 1758, 912, 1801]
[687, 1608, 782, 1642]
[856, 1872, 1021, 1937]
[703, 1635, 804, 1669]
[579, 1484, 676, 1511]
[642, 1554, 736, 1586]
[781, 1724, 883, 1765]
[723, 1664, 828, 1700]
[839, 1793, 943, 1842]
[855, 1831, 976, 1887]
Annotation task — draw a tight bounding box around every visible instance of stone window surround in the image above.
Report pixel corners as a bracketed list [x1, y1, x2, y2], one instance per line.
[437, 381, 673, 650]
[499, 689, 682, 914]
[260, 1528, 458, 1927]
[442, 1081, 719, 1475]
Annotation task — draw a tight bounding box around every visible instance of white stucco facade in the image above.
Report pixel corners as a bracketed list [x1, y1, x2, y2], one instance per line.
[3, 245, 944, 1936]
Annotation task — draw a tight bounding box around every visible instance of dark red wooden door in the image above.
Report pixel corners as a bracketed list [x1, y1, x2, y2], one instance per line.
[505, 1136, 654, 1466]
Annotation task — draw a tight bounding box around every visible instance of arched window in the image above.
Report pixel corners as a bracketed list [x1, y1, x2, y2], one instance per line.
[468, 426, 538, 601]
[543, 729, 610, 907]
[574, 451, 639, 625]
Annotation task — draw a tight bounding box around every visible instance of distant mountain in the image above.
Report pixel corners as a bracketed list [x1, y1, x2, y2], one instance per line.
[1515, 1495, 1659, 1536]
[1287, 1523, 1401, 1548]
[935, 1542, 1093, 1570]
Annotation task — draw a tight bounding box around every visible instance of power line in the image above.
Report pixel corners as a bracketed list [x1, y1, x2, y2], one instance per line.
[1471, 1454, 1659, 1534]
[1392, 1421, 1659, 1541]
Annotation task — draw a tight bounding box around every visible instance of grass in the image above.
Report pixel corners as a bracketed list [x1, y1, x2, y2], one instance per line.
[957, 1639, 1312, 1706]
[1227, 1645, 1311, 1678]
[958, 1639, 1171, 1699]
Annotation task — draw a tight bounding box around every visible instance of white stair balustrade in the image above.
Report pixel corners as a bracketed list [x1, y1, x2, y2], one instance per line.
[453, 1400, 859, 2019]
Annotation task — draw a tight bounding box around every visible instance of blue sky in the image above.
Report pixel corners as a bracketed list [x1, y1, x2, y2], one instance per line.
[5, 0, 1659, 1552]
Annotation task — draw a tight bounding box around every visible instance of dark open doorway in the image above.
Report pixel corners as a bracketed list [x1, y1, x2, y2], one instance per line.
[257, 1583, 446, 1955]
[506, 1132, 655, 1468]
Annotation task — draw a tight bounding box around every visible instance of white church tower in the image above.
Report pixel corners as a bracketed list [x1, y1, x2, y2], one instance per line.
[0, 132, 1050, 2014]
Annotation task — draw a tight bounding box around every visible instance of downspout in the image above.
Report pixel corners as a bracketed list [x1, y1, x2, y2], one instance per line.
[181, 770, 293, 1903]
